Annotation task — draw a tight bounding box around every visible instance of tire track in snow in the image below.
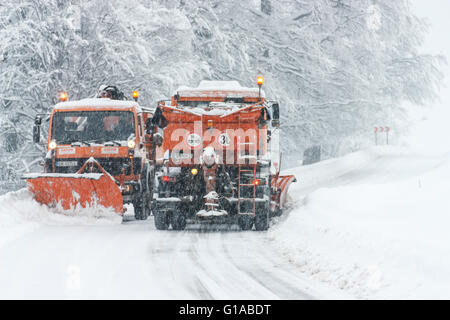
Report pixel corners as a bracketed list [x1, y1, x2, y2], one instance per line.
[186, 230, 279, 299]
[219, 232, 317, 299]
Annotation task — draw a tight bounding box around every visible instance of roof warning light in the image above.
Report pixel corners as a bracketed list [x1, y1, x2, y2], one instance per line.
[132, 90, 139, 101]
[256, 76, 264, 86]
[59, 92, 68, 102]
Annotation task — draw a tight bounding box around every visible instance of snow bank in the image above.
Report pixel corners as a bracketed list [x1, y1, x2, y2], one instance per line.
[54, 98, 139, 110]
[176, 80, 266, 98]
[270, 146, 450, 299]
[0, 188, 121, 249]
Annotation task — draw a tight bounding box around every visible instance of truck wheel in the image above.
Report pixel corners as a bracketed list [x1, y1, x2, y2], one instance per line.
[255, 203, 270, 231]
[238, 215, 254, 231]
[135, 166, 151, 220]
[146, 164, 154, 214]
[275, 208, 282, 217]
[134, 191, 148, 220]
[171, 212, 187, 231]
[255, 212, 269, 231]
[154, 210, 170, 230]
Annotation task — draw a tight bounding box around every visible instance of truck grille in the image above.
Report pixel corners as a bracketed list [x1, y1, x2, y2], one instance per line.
[50, 157, 142, 176]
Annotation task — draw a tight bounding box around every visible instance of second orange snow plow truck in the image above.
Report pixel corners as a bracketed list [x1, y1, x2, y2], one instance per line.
[151, 78, 296, 231]
[24, 86, 159, 220]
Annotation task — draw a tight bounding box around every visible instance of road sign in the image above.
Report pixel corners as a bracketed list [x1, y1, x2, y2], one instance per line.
[374, 126, 390, 145]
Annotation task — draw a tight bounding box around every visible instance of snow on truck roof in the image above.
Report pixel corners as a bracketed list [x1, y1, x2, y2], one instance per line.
[54, 98, 142, 111]
[176, 80, 266, 98]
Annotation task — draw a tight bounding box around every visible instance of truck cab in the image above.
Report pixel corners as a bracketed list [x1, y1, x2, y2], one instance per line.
[31, 95, 155, 220]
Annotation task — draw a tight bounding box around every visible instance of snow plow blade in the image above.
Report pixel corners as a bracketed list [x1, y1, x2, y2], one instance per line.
[24, 157, 123, 213]
[23, 157, 125, 214]
[24, 173, 123, 214]
[272, 175, 297, 209]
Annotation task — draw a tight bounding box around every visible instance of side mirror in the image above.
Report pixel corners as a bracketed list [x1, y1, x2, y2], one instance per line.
[145, 118, 154, 134]
[271, 103, 280, 127]
[33, 116, 42, 143]
[258, 108, 270, 128]
[152, 107, 168, 129]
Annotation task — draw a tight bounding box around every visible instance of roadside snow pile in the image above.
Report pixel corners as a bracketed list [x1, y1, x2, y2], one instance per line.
[0, 188, 121, 248]
[270, 147, 450, 299]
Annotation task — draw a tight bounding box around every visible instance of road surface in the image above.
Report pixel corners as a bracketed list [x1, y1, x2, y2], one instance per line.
[0, 146, 444, 299]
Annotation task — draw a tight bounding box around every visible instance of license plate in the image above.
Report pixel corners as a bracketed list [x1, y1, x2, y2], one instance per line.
[58, 147, 76, 155]
[56, 161, 78, 167]
[102, 147, 119, 154]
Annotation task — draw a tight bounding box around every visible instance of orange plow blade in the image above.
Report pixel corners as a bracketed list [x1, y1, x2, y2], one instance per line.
[24, 173, 123, 214]
[272, 175, 297, 209]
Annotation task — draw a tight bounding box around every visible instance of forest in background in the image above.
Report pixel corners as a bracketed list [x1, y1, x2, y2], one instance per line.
[0, 0, 445, 186]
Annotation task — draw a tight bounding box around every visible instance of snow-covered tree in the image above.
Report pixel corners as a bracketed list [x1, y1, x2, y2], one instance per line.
[178, 0, 444, 159]
[0, 0, 444, 185]
[0, 0, 202, 182]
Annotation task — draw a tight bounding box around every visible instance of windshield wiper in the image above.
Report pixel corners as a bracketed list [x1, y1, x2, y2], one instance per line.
[71, 140, 101, 146]
[70, 141, 92, 146]
[72, 139, 123, 146]
[103, 140, 122, 146]
[69, 139, 124, 147]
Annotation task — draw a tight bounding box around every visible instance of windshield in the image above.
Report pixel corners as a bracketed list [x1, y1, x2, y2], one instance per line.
[51, 111, 135, 144]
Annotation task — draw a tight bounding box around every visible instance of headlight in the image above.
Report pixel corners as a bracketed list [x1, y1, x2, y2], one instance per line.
[49, 140, 57, 150]
[127, 140, 136, 149]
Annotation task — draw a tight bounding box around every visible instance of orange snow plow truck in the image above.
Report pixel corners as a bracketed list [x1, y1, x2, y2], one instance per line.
[151, 78, 296, 231]
[23, 86, 159, 220]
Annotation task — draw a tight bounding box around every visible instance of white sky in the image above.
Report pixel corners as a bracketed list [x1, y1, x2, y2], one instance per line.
[406, 1, 450, 150]
[410, 0, 450, 103]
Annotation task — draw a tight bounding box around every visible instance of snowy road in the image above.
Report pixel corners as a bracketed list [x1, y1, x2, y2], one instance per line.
[0, 217, 344, 299]
[0, 146, 448, 299]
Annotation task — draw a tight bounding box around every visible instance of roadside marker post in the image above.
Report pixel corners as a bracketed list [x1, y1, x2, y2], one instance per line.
[374, 126, 390, 145]
[386, 126, 390, 145]
[374, 127, 378, 145]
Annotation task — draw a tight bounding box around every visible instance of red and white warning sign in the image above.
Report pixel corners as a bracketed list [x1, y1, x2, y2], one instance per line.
[187, 133, 201, 147]
[374, 126, 391, 145]
[218, 133, 231, 146]
[374, 126, 390, 132]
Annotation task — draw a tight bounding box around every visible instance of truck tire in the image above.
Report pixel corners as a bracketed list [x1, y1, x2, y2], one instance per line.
[134, 191, 148, 220]
[255, 212, 269, 231]
[171, 212, 187, 231]
[154, 210, 170, 230]
[147, 167, 154, 214]
[238, 215, 254, 231]
[275, 208, 282, 217]
[135, 165, 151, 220]
[255, 202, 270, 231]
